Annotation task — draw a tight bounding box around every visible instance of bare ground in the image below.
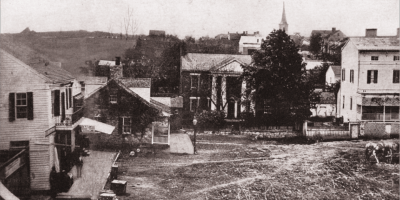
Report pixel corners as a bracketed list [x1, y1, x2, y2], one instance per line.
[113, 135, 399, 200]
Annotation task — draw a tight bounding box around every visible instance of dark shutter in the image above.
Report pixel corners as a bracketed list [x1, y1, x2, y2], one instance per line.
[61, 92, 65, 122]
[118, 117, 122, 135]
[9, 93, 15, 122]
[66, 88, 69, 109]
[374, 70, 378, 83]
[27, 92, 34, 120]
[69, 88, 72, 108]
[54, 90, 60, 116]
[367, 71, 371, 84]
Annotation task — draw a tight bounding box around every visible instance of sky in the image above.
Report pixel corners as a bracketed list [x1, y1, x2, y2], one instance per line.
[1, 0, 399, 38]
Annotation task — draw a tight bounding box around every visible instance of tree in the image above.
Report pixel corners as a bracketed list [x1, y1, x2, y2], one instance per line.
[309, 32, 323, 57]
[123, 7, 139, 40]
[241, 29, 316, 125]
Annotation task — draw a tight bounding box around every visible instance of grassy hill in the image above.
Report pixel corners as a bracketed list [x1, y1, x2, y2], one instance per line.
[1, 32, 136, 80]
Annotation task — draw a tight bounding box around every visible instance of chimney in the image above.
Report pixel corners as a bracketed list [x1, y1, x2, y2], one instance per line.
[365, 29, 377, 37]
[332, 27, 336, 32]
[397, 28, 399, 37]
[115, 57, 121, 65]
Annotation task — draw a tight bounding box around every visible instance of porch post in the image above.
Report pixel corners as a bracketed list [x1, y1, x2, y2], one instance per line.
[383, 100, 386, 122]
[222, 76, 227, 115]
[211, 75, 217, 111]
[241, 80, 246, 113]
[234, 101, 238, 118]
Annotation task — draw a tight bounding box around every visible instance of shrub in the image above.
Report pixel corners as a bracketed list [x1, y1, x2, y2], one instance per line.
[195, 110, 226, 131]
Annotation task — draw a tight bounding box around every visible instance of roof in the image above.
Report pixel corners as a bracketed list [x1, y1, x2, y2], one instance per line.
[98, 60, 116, 66]
[347, 37, 400, 50]
[150, 98, 171, 114]
[304, 59, 324, 70]
[149, 30, 166, 36]
[119, 78, 151, 88]
[151, 96, 183, 108]
[85, 76, 108, 84]
[0, 49, 74, 84]
[215, 34, 228, 39]
[181, 53, 252, 71]
[228, 33, 242, 40]
[330, 65, 341, 77]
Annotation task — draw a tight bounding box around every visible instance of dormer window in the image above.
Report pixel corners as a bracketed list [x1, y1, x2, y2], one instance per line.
[371, 56, 379, 61]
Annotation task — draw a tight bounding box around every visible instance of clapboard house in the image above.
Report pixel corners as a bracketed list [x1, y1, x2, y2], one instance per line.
[0, 49, 83, 192]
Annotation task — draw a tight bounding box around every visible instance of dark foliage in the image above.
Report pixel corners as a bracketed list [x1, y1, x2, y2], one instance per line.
[241, 29, 316, 126]
[309, 32, 323, 56]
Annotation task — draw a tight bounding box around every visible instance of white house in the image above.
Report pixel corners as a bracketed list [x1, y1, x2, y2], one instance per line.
[326, 65, 341, 85]
[0, 49, 83, 191]
[337, 29, 399, 123]
[239, 36, 263, 55]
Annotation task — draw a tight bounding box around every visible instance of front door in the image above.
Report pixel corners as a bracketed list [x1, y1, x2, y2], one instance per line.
[227, 101, 235, 119]
[350, 124, 359, 139]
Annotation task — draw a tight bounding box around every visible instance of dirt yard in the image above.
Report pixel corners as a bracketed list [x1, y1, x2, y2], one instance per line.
[114, 135, 399, 200]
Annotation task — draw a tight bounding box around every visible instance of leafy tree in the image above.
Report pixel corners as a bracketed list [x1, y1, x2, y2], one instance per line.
[309, 33, 323, 57]
[241, 29, 316, 125]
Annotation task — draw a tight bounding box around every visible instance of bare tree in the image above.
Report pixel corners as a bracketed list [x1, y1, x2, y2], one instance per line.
[123, 7, 140, 40]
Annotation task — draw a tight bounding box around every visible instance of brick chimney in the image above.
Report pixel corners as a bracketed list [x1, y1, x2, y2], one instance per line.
[332, 27, 336, 32]
[366, 29, 377, 37]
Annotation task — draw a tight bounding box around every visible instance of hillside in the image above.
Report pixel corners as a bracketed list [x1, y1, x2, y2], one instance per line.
[0, 32, 136, 80]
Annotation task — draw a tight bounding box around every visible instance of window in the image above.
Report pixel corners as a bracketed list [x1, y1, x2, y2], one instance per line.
[190, 97, 199, 112]
[394, 56, 399, 61]
[109, 89, 117, 104]
[393, 70, 400, 83]
[350, 97, 353, 110]
[190, 74, 200, 90]
[350, 70, 354, 83]
[51, 91, 55, 115]
[122, 117, 131, 134]
[367, 70, 378, 84]
[342, 95, 345, 109]
[342, 69, 345, 81]
[16, 93, 27, 118]
[371, 56, 379, 61]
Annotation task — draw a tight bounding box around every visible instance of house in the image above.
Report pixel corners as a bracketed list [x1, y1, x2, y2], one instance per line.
[149, 30, 166, 37]
[311, 92, 336, 117]
[337, 28, 399, 127]
[238, 36, 263, 55]
[311, 27, 347, 54]
[326, 65, 341, 85]
[180, 53, 252, 121]
[0, 49, 83, 191]
[83, 78, 171, 145]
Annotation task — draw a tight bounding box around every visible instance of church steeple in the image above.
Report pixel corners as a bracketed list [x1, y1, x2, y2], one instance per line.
[279, 2, 288, 32]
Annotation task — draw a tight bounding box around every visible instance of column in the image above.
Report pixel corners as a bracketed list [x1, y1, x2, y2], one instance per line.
[211, 75, 217, 110]
[234, 101, 238, 118]
[222, 76, 227, 115]
[241, 80, 246, 113]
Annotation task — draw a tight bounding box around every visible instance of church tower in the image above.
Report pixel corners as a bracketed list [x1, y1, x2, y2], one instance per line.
[279, 2, 288, 32]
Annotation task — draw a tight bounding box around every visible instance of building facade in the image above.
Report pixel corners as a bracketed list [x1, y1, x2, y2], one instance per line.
[337, 29, 399, 123]
[0, 49, 82, 191]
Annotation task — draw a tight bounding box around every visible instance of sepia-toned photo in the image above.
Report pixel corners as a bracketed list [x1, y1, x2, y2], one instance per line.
[0, 0, 399, 199]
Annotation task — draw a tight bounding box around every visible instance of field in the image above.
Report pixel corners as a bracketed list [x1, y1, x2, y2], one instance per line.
[114, 135, 399, 200]
[0, 34, 135, 80]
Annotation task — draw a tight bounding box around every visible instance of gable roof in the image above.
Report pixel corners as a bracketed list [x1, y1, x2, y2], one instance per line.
[0, 49, 74, 84]
[330, 65, 341, 77]
[181, 53, 252, 71]
[347, 37, 400, 50]
[119, 78, 151, 88]
[228, 33, 242, 40]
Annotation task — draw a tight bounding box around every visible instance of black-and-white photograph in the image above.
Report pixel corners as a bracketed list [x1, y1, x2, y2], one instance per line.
[0, 0, 399, 199]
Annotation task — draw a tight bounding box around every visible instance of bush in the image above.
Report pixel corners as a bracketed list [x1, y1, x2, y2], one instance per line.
[195, 110, 226, 131]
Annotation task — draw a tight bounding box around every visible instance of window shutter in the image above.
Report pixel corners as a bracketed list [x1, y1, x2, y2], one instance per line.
[54, 90, 60, 116]
[374, 71, 378, 83]
[27, 92, 34, 120]
[69, 88, 72, 108]
[61, 92, 65, 121]
[367, 71, 371, 84]
[9, 93, 15, 122]
[118, 117, 122, 135]
[66, 88, 70, 109]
